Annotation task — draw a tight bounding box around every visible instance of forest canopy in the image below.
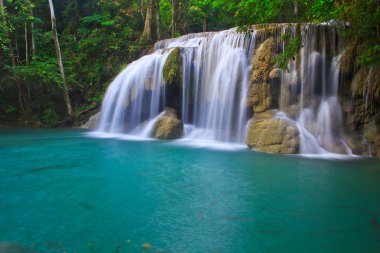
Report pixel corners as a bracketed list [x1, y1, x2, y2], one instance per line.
[0, 0, 379, 125]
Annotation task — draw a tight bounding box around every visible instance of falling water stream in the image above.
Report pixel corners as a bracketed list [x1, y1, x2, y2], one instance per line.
[97, 29, 254, 144]
[96, 25, 354, 155]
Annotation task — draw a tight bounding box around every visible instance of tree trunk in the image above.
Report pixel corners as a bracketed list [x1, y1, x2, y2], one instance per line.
[203, 17, 206, 32]
[140, 0, 145, 21]
[171, 0, 178, 38]
[25, 22, 29, 64]
[15, 35, 20, 65]
[48, 0, 73, 117]
[141, 0, 153, 41]
[31, 9, 36, 56]
[0, 0, 16, 66]
[156, 1, 161, 40]
[1, 0, 25, 112]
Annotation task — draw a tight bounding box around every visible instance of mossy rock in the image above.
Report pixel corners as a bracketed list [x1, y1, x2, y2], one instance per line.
[153, 108, 184, 139]
[162, 48, 183, 114]
[246, 114, 300, 154]
[163, 48, 182, 86]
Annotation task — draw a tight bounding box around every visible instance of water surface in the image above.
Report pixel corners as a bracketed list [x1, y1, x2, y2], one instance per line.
[1, 128, 380, 252]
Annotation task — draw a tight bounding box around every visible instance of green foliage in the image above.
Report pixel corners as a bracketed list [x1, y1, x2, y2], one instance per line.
[41, 108, 59, 125]
[276, 29, 303, 70]
[0, 0, 379, 125]
[8, 57, 63, 87]
[360, 45, 380, 66]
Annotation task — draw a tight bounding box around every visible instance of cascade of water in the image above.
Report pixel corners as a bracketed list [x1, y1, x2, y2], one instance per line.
[294, 26, 352, 154]
[176, 31, 254, 142]
[97, 51, 170, 133]
[96, 24, 352, 155]
[97, 29, 254, 144]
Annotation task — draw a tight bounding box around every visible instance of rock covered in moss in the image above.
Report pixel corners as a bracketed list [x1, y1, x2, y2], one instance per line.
[163, 48, 183, 114]
[153, 108, 184, 139]
[163, 48, 182, 86]
[246, 112, 300, 154]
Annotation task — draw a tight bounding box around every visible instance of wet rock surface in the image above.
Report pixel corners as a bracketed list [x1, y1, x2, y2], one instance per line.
[153, 108, 184, 139]
[246, 112, 300, 154]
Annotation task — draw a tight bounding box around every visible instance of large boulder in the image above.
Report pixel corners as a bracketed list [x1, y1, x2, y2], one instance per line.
[153, 108, 184, 139]
[246, 112, 300, 154]
[249, 37, 279, 113]
[163, 48, 183, 114]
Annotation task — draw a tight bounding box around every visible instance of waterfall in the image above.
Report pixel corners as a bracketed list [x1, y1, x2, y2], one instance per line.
[97, 29, 254, 144]
[292, 26, 352, 154]
[96, 24, 354, 155]
[97, 51, 170, 134]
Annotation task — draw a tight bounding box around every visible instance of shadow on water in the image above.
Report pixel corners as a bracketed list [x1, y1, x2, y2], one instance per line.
[19, 163, 79, 174]
[0, 242, 33, 253]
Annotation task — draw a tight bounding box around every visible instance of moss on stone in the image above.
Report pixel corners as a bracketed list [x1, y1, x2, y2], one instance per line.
[163, 48, 182, 86]
[162, 48, 183, 114]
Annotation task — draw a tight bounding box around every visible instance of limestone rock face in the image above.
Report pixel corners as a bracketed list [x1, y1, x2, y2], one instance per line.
[80, 112, 100, 129]
[269, 68, 281, 80]
[153, 108, 184, 139]
[246, 113, 300, 154]
[343, 66, 380, 157]
[163, 48, 183, 114]
[351, 67, 369, 98]
[339, 43, 356, 77]
[249, 37, 278, 113]
[364, 121, 380, 157]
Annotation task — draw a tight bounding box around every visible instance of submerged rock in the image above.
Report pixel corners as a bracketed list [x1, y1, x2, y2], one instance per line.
[246, 113, 300, 154]
[0, 242, 33, 253]
[153, 108, 184, 139]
